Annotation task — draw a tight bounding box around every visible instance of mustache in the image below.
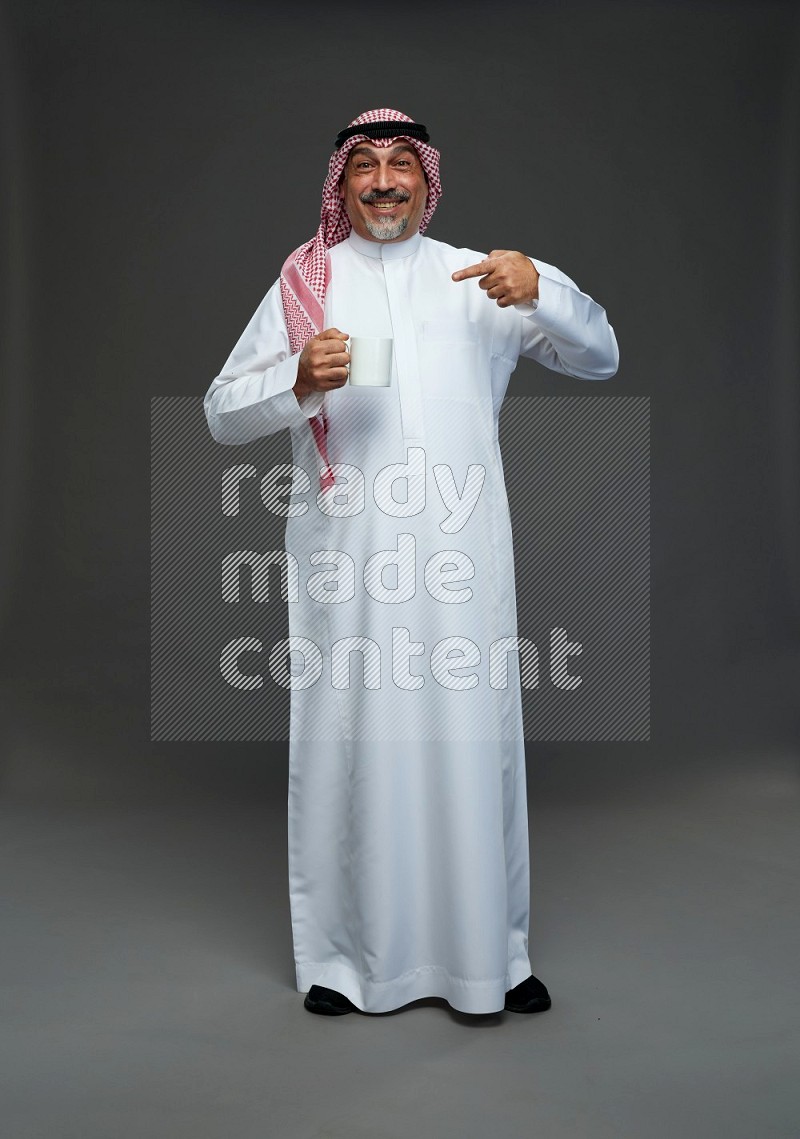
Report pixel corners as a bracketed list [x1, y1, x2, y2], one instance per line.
[359, 190, 410, 204]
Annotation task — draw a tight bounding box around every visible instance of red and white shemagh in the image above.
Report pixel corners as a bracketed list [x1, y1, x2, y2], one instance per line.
[279, 108, 442, 491]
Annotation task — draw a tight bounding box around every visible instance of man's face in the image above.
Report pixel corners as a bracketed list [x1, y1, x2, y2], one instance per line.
[338, 142, 428, 242]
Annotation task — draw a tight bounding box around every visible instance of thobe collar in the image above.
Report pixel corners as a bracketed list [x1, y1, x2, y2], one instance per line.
[346, 229, 422, 261]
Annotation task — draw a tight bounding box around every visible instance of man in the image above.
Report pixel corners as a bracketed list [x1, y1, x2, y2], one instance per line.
[204, 108, 618, 1018]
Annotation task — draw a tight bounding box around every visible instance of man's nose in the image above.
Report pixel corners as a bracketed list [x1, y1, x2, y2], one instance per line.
[372, 167, 395, 192]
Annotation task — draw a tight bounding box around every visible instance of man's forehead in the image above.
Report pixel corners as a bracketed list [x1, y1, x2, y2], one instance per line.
[347, 142, 419, 160]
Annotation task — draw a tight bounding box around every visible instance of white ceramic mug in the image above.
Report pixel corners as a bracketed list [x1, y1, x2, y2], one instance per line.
[347, 337, 393, 387]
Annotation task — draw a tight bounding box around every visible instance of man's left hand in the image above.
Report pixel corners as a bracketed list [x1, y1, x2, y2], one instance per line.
[451, 250, 539, 307]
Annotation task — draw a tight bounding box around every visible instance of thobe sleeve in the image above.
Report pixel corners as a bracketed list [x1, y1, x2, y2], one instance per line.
[204, 279, 325, 444]
[514, 258, 619, 381]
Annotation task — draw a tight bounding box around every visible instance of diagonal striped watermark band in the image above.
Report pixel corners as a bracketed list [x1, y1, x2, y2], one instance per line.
[151, 396, 649, 742]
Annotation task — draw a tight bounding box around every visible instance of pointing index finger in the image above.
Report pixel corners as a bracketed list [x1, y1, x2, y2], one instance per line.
[451, 258, 493, 282]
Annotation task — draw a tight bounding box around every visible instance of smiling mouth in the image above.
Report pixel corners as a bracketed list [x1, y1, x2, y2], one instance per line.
[368, 200, 407, 211]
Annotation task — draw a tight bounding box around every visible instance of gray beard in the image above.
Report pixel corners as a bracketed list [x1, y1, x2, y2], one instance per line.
[364, 214, 409, 241]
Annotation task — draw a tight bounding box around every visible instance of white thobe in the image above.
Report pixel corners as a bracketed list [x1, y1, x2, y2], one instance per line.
[204, 229, 618, 1013]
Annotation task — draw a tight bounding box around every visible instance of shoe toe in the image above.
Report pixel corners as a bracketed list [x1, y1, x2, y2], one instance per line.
[504, 974, 552, 1013]
[304, 985, 354, 1015]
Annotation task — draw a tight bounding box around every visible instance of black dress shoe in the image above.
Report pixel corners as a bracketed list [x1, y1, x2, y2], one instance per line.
[304, 984, 356, 1015]
[504, 974, 552, 1013]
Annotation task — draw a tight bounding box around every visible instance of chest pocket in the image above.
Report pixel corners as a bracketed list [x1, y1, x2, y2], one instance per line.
[419, 319, 484, 402]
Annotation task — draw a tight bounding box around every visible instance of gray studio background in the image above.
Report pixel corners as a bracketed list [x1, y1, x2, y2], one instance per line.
[1, 2, 798, 1137]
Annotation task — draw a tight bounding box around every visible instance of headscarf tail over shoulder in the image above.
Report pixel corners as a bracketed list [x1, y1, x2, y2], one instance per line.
[279, 108, 442, 490]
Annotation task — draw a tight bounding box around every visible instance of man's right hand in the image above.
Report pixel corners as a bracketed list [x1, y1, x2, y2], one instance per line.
[294, 328, 350, 400]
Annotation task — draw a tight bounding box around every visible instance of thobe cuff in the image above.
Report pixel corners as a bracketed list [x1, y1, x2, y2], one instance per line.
[295, 386, 326, 420]
[268, 350, 328, 428]
[513, 258, 563, 319]
[274, 352, 326, 420]
[266, 353, 327, 426]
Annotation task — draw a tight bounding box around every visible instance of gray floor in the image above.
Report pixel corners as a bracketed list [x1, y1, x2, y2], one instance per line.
[1, 706, 798, 1137]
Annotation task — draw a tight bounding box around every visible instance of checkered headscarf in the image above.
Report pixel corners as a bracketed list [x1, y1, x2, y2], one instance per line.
[279, 109, 442, 489]
[280, 108, 442, 353]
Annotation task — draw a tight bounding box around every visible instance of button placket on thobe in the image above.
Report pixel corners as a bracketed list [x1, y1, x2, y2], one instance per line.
[380, 245, 425, 446]
[382, 253, 426, 444]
